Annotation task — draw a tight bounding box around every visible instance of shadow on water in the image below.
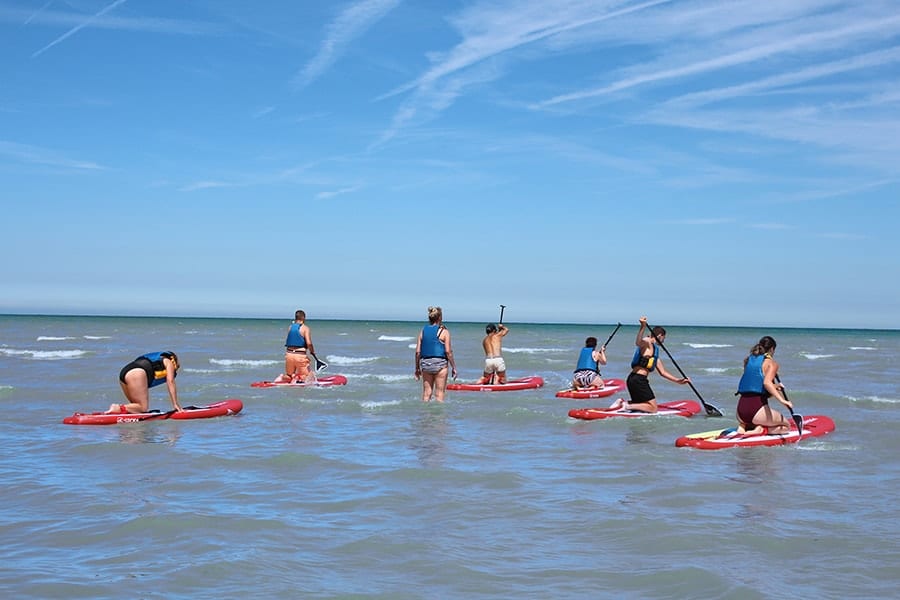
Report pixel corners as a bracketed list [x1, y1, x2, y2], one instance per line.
[727, 448, 779, 484]
[408, 406, 449, 468]
[117, 425, 181, 446]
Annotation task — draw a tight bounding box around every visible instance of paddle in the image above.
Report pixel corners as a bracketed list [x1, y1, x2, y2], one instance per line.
[602, 322, 622, 349]
[776, 374, 803, 434]
[311, 352, 328, 372]
[137, 408, 178, 421]
[490, 305, 506, 384]
[646, 322, 723, 417]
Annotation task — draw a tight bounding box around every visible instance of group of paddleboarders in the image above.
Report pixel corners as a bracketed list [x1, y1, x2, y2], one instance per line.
[572, 317, 691, 414]
[569, 317, 795, 432]
[107, 307, 796, 434]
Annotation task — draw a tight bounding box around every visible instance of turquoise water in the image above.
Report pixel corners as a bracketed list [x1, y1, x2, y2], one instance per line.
[1, 315, 898, 598]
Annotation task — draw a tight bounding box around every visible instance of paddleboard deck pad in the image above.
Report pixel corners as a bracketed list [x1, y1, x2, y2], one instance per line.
[447, 376, 544, 392]
[63, 399, 244, 425]
[251, 375, 348, 388]
[569, 399, 702, 420]
[675, 414, 836, 449]
[555, 378, 626, 399]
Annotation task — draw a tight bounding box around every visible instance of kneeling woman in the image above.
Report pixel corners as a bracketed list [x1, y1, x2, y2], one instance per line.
[108, 351, 183, 414]
[735, 336, 793, 434]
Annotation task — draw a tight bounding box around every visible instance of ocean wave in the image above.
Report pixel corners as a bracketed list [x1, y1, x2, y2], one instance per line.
[83, 335, 112, 340]
[849, 346, 876, 351]
[0, 348, 87, 360]
[801, 353, 835, 360]
[360, 399, 403, 409]
[209, 358, 280, 368]
[702, 367, 730, 373]
[683, 343, 733, 348]
[36, 336, 76, 341]
[849, 395, 898, 404]
[327, 355, 380, 366]
[378, 335, 414, 342]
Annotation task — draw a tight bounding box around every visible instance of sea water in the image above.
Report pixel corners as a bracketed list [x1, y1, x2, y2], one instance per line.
[1, 315, 898, 599]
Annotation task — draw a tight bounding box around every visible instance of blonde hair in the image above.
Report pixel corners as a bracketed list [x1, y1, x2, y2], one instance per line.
[427, 306, 442, 324]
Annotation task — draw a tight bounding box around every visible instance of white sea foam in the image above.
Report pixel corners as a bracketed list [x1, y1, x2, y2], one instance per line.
[683, 343, 733, 348]
[327, 355, 379, 366]
[373, 373, 412, 383]
[849, 346, 876, 351]
[36, 336, 76, 341]
[703, 367, 730, 373]
[210, 358, 280, 368]
[360, 399, 402, 409]
[801, 353, 834, 360]
[0, 348, 87, 360]
[83, 335, 111, 340]
[378, 335, 414, 342]
[849, 395, 898, 404]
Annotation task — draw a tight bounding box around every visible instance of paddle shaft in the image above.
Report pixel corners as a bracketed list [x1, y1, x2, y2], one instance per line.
[646, 322, 723, 417]
[775, 374, 803, 432]
[602, 322, 622, 348]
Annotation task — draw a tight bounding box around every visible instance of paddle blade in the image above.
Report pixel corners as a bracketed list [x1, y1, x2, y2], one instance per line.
[704, 403, 724, 418]
[313, 355, 328, 372]
[793, 413, 804, 433]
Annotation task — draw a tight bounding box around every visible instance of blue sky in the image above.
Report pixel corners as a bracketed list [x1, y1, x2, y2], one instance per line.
[1, 0, 898, 329]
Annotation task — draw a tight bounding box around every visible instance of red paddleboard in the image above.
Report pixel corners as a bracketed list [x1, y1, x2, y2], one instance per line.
[675, 414, 836, 449]
[447, 376, 544, 392]
[251, 375, 348, 388]
[63, 399, 243, 425]
[568, 399, 702, 420]
[555, 378, 626, 399]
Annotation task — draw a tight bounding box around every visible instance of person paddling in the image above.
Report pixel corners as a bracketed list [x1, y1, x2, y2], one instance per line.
[608, 316, 690, 413]
[734, 336, 794, 435]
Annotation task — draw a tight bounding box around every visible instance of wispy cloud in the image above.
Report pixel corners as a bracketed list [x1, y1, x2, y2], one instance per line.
[537, 12, 900, 107]
[0, 140, 104, 170]
[31, 0, 129, 58]
[24, 0, 54, 25]
[317, 185, 361, 199]
[377, 0, 673, 144]
[665, 217, 736, 226]
[294, 0, 402, 88]
[178, 180, 233, 192]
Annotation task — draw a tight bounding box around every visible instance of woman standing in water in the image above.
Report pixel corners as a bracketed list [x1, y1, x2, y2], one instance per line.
[414, 306, 457, 402]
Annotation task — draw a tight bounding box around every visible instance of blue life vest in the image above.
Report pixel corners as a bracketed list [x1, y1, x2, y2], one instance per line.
[140, 351, 176, 388]
[631, 345, 659, 372]
[285, 323, 306, 348]
[420, 324, 446, 358]
[575, 346, 598, 372]
[737, 353, 766, 395]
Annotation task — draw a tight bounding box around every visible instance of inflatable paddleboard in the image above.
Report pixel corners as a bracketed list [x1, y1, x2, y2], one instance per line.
[251, 375, 348, 388]
[675, 414, 835, 449]
[447, 376, 544, 392]
[555, 378, 626, 399]
[568, 399, 702, 421]
[63, 399, 244, 425]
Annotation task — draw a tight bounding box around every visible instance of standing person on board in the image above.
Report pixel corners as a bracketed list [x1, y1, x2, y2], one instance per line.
[735, 335, 794, 435]
[414, 306, 457, 402]
[571, 336, 608, 390]
[476, 323, 509, 385]
[608, 316, 690, 413]
[274, 310, 316, 384]
[107, 351, 182, 414]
